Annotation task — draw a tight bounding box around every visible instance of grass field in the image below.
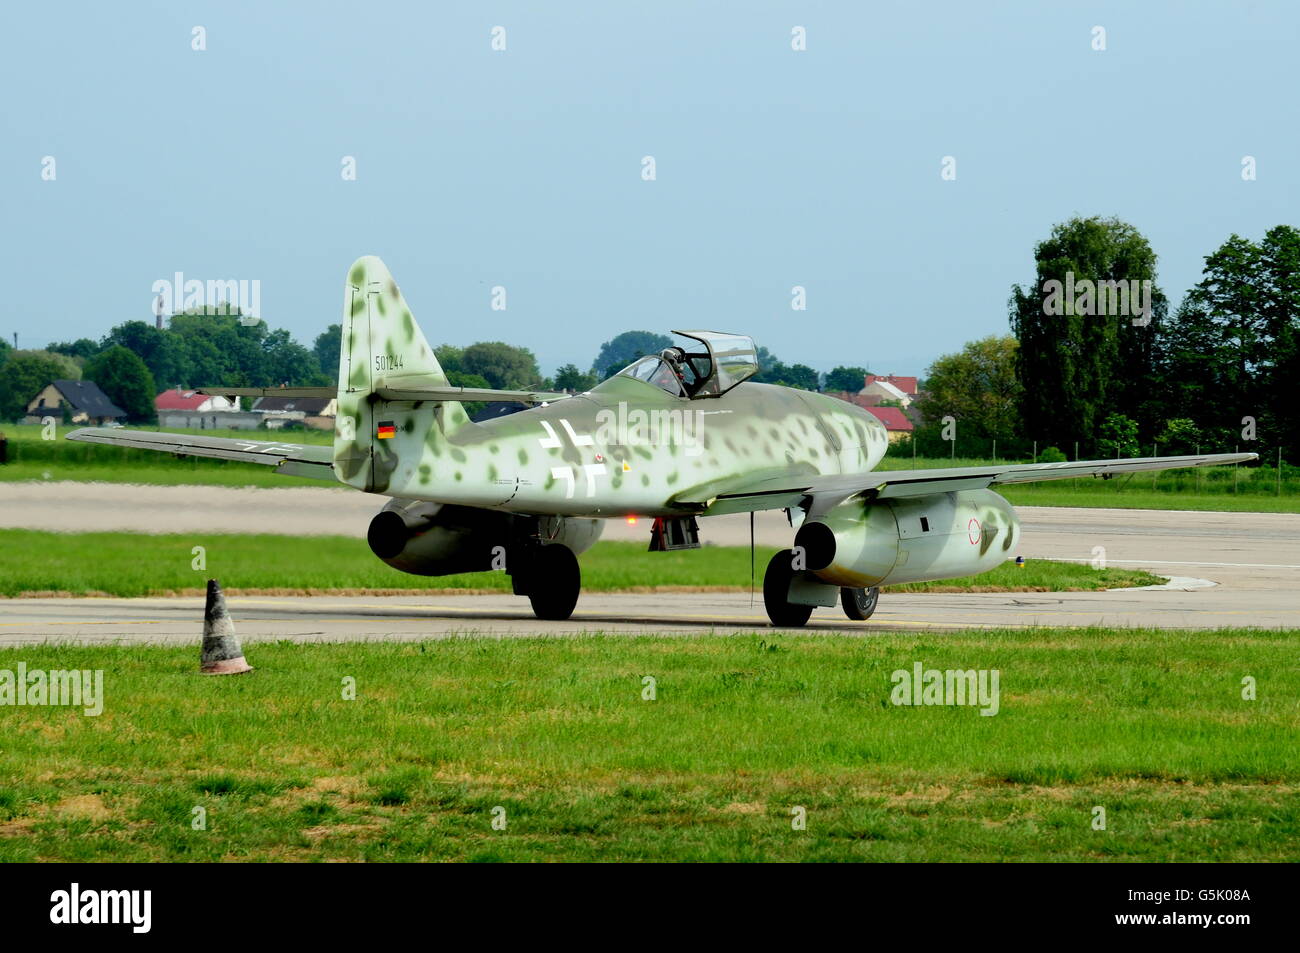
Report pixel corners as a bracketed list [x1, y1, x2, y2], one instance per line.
[0, 630, 1295, 862]
[0, 531, 1160, 598]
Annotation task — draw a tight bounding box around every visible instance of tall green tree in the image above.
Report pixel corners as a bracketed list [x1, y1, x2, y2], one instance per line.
[914, 336, 1022, 446]
[764, 362, 820, 390]
[553, 363, 598, 392]
[591, 331, 673, 378]
[461, 341, 543, 390]
[262, 328, 329, 387]
[1010, 216, 1167, 453]
[84, 345, 157, 423]
[1155, 225, 1300, 452]
[101, 321, 185, 390]
[434, 344, 465, 375]
[313, 325, 342, 384]
[824, 366, 869, 393]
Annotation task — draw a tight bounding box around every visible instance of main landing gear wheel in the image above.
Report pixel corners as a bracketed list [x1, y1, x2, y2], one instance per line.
[524, 545, 581, 621]
[763, 549, 814, 628]
[841, 586, 879, 621]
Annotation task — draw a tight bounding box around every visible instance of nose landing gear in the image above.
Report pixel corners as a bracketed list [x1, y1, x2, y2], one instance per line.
[762, 549, 880, 626]
[840, 586, 879, 620]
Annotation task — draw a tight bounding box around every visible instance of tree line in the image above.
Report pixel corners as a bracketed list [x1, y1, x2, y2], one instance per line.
[0, 308, 871, 424]
[910, 217, 1298, 463]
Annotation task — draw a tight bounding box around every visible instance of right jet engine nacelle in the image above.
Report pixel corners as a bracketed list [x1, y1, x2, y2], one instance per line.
[792, 489, 1021, 588]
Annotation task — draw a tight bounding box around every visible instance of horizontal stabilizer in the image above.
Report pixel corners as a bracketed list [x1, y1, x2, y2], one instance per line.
[196, 386, 337, 399]
[195, 385, 570, 405]
[374, 386, 571, 405]
[66, 428, 336, 480]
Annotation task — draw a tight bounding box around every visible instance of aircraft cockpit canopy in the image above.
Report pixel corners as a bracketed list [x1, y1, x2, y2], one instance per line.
[615, 330, 760, 398]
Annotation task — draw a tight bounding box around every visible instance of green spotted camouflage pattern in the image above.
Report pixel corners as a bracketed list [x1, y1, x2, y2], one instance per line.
[334, 256, 892, 518]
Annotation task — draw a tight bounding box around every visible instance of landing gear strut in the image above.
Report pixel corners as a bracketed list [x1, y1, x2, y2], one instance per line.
[841, 586, 879, 621]
[512, 544, 581, 621]
[762, 549, 814, 628]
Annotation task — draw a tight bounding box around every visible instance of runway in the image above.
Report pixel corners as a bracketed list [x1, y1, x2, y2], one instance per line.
[1, 483, 1297, 642]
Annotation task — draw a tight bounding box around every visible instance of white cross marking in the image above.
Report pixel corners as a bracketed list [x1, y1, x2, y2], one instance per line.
[538, 421, 563, 449]
[561, 418, 594, 447]
[550, 465, 576, 498]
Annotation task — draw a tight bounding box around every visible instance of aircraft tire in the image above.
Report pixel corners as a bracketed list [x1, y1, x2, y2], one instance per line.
[841, 586, 879, 621]
[762, 550, 814, 628]
[527, 544, 581, 621]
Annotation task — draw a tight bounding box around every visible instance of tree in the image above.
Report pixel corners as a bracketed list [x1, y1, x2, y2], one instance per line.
[1098, 412, 1139, 458]
[824, 366, 868, 393]
[461, 341, 543, 390]
[767, 362, 821, 391]
[0, 351, 82, 422]
[84, 345, 157, 423]
[101, 321, 186, 390]
[1155, 418, 1203, 455]
[1010, 216, 1167, 454]
[167, 312, 270, 387]
[553, 363, 598, 392]
[313, 325, 342, 383]
[48, 338, 100, 361]
[1156, 225, 1300, 455]
[591, 331, 673, 378]
[751, 346, 820, 390]
[434, 344, 464, 375]
[914, 336, 1022, 445]
[263, 328, 330, 387]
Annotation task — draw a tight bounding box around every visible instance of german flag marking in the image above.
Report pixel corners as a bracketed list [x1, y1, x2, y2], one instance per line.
[376, 421, 396, 439]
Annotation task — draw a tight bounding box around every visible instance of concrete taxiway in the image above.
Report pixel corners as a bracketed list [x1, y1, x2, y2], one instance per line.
[1, 483, 1296, 642]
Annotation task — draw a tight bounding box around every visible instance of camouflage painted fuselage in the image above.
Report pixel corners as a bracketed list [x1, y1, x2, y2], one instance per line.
[367, 377, 889, 517]
[332, 256, 890, 519]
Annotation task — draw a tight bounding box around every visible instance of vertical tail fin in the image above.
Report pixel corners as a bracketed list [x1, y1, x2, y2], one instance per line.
[333, 256, 470, 492]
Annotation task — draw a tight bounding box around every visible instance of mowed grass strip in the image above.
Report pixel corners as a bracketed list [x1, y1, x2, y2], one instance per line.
[0, 530, 1161, 597]
[0, 630, 1295, 862]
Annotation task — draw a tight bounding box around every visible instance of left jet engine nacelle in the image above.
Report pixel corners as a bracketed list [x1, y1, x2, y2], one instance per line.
[793, 489, 1021, 588]
[367, 500, 514, 577]
[367, 500, 603, 577]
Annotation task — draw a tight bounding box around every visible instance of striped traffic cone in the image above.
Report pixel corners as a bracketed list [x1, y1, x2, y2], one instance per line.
[200, 579, 253, 675]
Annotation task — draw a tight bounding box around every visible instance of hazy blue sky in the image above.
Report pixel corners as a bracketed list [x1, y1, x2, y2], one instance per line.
[3, 1, 1297, 378]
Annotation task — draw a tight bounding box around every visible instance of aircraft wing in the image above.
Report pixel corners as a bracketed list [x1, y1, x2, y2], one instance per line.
[65, 429, 336, 480]
[197, 386, 570, 405]
[677, 452, 1259, 514]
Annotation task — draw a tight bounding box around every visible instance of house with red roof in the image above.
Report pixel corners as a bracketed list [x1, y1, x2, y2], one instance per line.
[863, 405, 914, 443]
[155, 388, 257, 430]
[155, 388, 237, 414]
[860, 374, 919, 408]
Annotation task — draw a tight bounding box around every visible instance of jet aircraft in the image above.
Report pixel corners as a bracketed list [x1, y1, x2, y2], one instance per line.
[69, 257, 1258, 625]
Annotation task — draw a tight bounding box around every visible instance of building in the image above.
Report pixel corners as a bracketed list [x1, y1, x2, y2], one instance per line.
[155, 388, 257, 430]
[863, 405, 914, 443]
[252, 395, 337, 431]
[860, 374, 919, 408]
[24, 380, 125, 426]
